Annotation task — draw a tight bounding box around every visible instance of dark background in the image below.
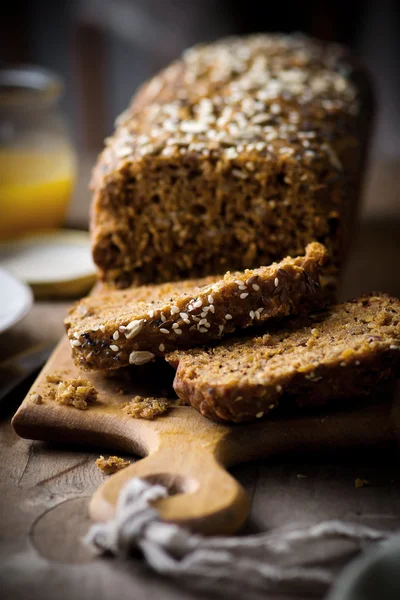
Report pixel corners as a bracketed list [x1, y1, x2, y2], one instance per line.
[2, 0, 400, 220]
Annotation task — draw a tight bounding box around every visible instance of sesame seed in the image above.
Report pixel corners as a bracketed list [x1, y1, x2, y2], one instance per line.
[199, 327, 208, 333]
[232, 168, 248, 179]
[113, 331, 120, 340]
[110, 345, 119, 352]
[71, 339, 81, 347]
[170, 306, 180, 315]
[148, 310, 154, 318]
[161, 313, 166, 322]
[125, 320, 144, 339]
[340, 362, 346, 367]
[218, 325, 224, 335]
[200, 311, 207, 318]
[240, 293, 249, 299]
[204, 322, 211, 328]
[390, 345, 400, 350]
[99, 325, 106, 333]
[252, 284, 260, 291]
[274, 278, 279, 287]
[159, 344, 165, 352]
[119, 325, 126, 332]
[256, 411, 264, 418]
[269, 404, 275, 409]
[73, 332, 80, 339]
[183, 318, 191, 324]
[199, 318, 208, 326]
[189, 325, 197, 331]
[129, 351, 155, 366]
[91, 325, 99, 332]
[180, 312, 189, 319]
[276, 384, 282, 392]
[225, 314, 233, 320]
[160, 328, 170, 334]
[355, 360, 360, 365]
[234, 280, 243, 286]
[208, 295, 214, 304]
[172, 323, 179, 329]
[249, 311, 255, 319]
[239, 285, 247, 291]
[175, 328, 183, 335]
[209, 305, 215, 313]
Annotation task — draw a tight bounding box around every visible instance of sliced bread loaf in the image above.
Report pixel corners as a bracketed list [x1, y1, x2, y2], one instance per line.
[91, 34, 373, 289]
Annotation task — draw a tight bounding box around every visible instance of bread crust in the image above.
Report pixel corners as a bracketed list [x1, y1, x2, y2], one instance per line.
[90, 34, 373, 289]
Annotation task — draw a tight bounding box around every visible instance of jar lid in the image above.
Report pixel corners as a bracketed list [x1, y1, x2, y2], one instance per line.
[0, 65, 63, 111]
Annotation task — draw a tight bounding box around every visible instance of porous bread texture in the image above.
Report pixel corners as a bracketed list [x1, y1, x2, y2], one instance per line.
[91, 33, 373, 289]
[167, 294, 400, 423]
[54, 378, 98, 410]
[96, 456, 131, 474]
[65, 243, 326, 371]
[123, 396, 171, 420]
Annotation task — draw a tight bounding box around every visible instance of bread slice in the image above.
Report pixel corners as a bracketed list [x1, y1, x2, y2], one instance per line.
[167, 294, 400, 423]
[65, 243, 326, 371]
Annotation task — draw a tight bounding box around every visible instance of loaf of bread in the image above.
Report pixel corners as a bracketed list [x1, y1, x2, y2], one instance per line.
[167, 294, 400, 423]
[91, 33, 373, 289]
[65, 243, 326, 371]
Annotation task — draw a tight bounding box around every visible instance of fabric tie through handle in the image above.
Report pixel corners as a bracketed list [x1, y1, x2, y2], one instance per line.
[85, 478, 392, 597]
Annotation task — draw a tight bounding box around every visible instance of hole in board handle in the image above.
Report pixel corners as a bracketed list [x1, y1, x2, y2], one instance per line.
[142, 473, 199, 496]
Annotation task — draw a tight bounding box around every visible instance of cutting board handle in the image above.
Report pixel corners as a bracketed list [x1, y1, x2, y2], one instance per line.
[89, 442, 249, 535]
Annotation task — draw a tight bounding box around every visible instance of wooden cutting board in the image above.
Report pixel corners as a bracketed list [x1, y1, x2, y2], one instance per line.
[12, 336, 399, 535]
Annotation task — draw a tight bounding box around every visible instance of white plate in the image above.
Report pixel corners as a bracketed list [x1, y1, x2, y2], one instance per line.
[0, 267, 33, 334]
[0, 230, 96, 297]
[0, 230, 95, 283]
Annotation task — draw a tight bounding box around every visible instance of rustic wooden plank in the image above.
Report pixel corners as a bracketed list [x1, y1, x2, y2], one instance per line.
[2, 413, 400, 600]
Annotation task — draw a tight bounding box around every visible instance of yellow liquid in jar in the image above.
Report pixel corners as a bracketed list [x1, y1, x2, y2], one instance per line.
[0, 149, 76, 240]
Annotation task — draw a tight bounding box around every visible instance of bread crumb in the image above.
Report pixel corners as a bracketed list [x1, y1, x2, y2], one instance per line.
[96, 455, 131, 475]
[55, 378, 98, 410]
[46, 373, 64, 384]
[30, 393, 43, 405]
[123, 396, 170, 419]
[355, 478, 370, 489]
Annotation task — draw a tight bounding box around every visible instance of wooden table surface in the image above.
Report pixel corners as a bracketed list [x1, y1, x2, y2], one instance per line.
[1, 218, 400, 600]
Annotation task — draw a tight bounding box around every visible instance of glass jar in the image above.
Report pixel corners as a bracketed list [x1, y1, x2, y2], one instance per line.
[0, 66, 77, 240]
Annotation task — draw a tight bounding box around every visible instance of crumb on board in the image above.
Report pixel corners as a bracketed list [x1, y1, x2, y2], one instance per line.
[296, 473, 307, 479]
[54, 378, 98, 410]
[355, 478, 370, 489]
[29, 393, 43, 405]
[123, 396, 171, 420]
[96, 455, 131, 475]
[46, 373, 64, 384]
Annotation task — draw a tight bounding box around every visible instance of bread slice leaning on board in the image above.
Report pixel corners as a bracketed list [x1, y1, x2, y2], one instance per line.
[65, 243, 326, 371]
